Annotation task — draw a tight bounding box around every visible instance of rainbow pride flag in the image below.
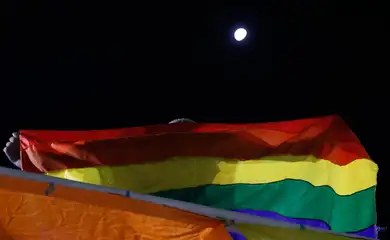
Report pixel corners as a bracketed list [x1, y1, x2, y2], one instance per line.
[19, 115, 378, 239]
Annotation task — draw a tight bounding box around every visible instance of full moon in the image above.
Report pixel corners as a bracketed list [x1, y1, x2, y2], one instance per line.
[234, 28, 247, 41]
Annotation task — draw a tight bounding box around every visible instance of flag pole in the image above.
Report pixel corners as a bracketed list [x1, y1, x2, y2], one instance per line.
[0, 167, 373, 240]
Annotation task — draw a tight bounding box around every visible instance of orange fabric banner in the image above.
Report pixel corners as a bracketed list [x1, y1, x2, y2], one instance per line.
[0, 175, 231, 240]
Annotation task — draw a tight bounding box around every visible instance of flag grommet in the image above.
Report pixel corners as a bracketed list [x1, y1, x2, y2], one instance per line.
[45, 182, 55, 196]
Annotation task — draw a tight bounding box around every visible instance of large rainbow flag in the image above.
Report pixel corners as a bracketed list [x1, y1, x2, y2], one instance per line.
[17, 115, 378, 239]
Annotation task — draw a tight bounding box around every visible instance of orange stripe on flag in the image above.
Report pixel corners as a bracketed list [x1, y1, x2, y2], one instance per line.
[20, 115, 369, 173]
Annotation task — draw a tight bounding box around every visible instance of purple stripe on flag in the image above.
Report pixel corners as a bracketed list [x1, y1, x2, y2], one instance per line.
[234, 209, 376, 239]
[229, 232, 246, 240]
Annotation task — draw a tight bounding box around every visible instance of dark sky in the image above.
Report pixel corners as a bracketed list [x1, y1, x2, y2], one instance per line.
[1, 1, 388, 236]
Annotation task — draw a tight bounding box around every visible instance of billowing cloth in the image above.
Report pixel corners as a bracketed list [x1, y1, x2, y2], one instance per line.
[19, 115, 378, 239]
[0, 174, 230, 240]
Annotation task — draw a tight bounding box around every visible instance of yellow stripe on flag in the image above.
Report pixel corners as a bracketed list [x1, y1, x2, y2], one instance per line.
[47, 155, 378, 196]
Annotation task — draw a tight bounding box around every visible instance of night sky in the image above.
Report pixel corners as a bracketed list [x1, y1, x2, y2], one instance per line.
[1, 1, 387, 237]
